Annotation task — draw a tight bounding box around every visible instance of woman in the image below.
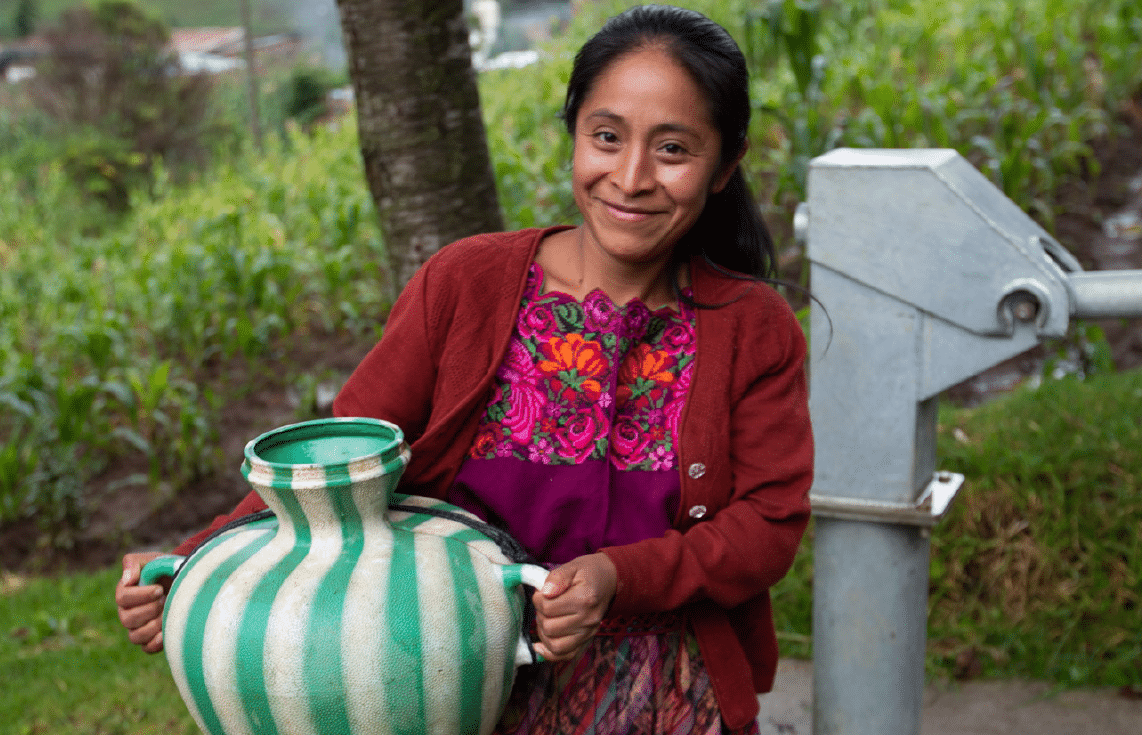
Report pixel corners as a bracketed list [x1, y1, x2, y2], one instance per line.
[117, 6, 813, 733]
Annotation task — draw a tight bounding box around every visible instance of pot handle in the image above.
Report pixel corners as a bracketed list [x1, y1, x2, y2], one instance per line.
[502, 563, 549, 666]
[140, 554, 186, 586]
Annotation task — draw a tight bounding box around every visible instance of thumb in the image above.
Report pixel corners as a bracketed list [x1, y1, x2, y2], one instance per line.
[538, 562, 578, 599]
[120, 555, 141, 586]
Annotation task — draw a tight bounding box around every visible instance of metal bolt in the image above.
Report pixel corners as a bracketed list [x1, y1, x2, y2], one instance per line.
[1012, 299, 1038, 322]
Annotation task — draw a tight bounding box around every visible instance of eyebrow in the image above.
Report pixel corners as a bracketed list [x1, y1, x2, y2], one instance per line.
[584, 109, 700, 137]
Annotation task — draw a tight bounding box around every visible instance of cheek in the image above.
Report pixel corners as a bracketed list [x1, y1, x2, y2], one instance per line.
[571, 148, 608, 191]
[663, 169, 715, 208]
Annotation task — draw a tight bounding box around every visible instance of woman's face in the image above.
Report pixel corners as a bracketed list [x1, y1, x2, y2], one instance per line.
[571, 46, 736, 270]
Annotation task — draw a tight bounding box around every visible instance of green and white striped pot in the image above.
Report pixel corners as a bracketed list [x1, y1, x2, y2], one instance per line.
[142, 417, 547, 735]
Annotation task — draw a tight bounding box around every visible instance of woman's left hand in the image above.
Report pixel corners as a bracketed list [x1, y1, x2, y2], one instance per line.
[531, 552, 617, 661]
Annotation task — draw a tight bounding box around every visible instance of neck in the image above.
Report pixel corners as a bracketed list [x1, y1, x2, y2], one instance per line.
[577, 228, 682, 309]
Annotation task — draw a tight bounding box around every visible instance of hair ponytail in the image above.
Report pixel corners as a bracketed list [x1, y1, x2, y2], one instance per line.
[676, 168, 775, 280]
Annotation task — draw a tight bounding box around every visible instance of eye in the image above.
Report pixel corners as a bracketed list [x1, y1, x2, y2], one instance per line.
[593, 130, 620, 146]
[659, 142, 689, 157]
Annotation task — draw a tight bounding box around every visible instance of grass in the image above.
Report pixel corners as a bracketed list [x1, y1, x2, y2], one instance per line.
[0, 568, 197, 734]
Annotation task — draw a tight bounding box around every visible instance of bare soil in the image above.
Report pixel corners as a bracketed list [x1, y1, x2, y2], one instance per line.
[0, 330, 377, 573]
[4, 106, 1141, 575]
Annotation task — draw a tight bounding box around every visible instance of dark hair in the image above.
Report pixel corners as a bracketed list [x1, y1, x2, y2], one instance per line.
[562, 4, 775, 282]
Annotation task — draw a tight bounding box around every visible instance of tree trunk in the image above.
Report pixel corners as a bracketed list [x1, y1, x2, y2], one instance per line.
[335, 0, 504, 294]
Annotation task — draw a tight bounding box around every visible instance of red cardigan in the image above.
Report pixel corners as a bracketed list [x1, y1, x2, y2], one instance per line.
[176, 227, 813, 729]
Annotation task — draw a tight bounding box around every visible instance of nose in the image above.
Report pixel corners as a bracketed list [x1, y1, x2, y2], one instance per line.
[611, 146, 654, 195]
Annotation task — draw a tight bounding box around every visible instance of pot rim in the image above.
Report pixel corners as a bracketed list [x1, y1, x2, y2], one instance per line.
[241, 417, 409, 489]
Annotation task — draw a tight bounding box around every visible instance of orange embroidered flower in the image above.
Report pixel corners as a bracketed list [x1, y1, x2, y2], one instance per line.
[537, 334, 608, 396]
[619, 343, 676, 386]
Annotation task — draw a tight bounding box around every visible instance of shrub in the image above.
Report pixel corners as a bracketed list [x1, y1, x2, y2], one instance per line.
[29, 0, 214, 210]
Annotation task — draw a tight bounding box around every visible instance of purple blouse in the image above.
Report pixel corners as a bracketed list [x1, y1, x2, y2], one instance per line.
[448, 264, 697, 565]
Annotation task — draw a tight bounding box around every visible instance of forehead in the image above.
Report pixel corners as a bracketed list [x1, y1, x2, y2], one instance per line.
[579, 47, 715, 129]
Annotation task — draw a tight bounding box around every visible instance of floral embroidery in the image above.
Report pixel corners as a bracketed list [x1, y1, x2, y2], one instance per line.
[537, 334, 609, 401]
[469, 264, 696, 471]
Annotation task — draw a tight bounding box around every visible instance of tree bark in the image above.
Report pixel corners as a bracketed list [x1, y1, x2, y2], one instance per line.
[335, 0, 504, 294]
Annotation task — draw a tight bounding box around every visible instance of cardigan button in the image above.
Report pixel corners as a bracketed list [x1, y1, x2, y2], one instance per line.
[688, 505, 708, 519]
[687, 462, 706, 479]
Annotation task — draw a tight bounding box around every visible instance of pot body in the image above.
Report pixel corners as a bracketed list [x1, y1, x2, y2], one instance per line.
[149, 418, 541, 735]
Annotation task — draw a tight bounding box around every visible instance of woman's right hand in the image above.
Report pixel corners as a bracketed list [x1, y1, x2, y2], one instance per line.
[115, 551, 169, 654]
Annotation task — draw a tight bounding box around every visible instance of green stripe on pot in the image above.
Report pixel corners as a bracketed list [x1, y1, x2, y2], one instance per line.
[304, 485, 364, 735]
[385, 527, 425, 735]
[176, 528, 276, 735]
[447, 535, 488, 733]
[237, 488, 312, 735]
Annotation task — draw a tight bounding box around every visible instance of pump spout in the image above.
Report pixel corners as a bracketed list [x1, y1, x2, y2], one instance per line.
[1068, 270, 1142, 319]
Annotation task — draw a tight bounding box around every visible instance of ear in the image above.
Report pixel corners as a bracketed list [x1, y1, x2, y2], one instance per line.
[711, 140, 748, 194]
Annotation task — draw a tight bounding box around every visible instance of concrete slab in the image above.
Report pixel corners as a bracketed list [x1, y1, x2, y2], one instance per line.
[756, 659, 1142, 735]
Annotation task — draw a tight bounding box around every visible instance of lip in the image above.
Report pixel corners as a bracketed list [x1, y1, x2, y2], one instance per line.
[600, 199, 660, 222]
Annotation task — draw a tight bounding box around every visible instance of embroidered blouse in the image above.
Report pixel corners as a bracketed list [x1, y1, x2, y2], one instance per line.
[447, 263, 697, 565]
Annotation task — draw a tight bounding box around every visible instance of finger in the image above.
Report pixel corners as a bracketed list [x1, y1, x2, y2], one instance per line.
[141, 630, 164, 655]
[532, 583, 608, 620]
[127, 617, 163, 647]
[531, 641, 556, 661]
[119, 597, 165, 630]
[115, 582, 164, 610]
[534, 630, 588, 661]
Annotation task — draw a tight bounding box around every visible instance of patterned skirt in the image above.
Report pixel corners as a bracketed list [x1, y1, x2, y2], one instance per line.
[492, 614, 761, 735]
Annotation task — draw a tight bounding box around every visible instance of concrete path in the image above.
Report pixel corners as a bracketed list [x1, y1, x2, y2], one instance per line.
[756, 658, 1142, 734]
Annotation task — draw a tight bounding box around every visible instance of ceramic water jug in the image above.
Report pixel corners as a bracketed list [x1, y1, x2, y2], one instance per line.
[142, 417, 547, 735]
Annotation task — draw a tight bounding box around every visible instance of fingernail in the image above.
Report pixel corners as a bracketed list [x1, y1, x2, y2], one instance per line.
[153, 586, 164, 599]
[542, 583, 555, 596]
[121, 568, 132, 584]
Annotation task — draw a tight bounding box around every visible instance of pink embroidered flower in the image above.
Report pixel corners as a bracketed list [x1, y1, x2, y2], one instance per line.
[519, 302, 560, 340]
[624, 301, 651, 336]
[648, 444, 674, 471]
[555, 402, 606, 463]
[496, 339, 536, 384]
[528, 437, 553, 464]
[583, 291, 621, 332]
[662, 323, 693, 350]
[611, 415, 651, 468]
[663, 361, 693, 445]
[664, 394, 685, 447]
[502, 382, 545, 444]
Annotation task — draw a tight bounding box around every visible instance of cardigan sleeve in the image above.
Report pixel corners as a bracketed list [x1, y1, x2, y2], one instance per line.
[600, 293, 813, 614]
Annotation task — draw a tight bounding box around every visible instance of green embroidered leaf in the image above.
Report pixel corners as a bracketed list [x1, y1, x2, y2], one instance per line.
[553, 302, 585, 332]
[645, 316, 666, 342]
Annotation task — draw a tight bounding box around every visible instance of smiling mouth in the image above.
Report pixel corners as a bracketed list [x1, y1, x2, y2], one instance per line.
[601, 200, 659, 221]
